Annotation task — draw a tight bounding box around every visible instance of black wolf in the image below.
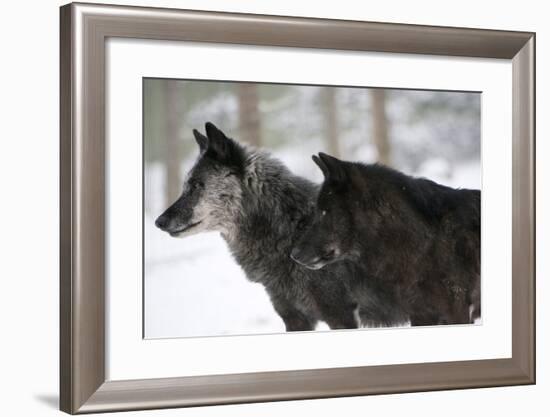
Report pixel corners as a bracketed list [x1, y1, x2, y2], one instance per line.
[291, 152, 481, 326]
[155, 123, 365, 331]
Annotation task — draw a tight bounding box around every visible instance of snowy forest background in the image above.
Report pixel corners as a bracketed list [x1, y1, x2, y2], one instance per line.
[143, 78, 481, 339]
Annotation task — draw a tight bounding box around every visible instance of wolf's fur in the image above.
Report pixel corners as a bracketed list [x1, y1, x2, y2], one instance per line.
[291, 153, 481, 326]
[156, 123, 366, 331]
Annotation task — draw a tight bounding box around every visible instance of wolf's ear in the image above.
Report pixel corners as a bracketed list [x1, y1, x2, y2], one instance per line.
[204, 122, 231, 160]
[205, 121, 225, 140]
[193, 129, 208, 152]
[203, 122, 246, 169]
[317, 152, 347, 183]
[312, 155, 329, 178]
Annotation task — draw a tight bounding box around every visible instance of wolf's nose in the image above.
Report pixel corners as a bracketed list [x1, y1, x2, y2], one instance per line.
[155, 215, 169, 231]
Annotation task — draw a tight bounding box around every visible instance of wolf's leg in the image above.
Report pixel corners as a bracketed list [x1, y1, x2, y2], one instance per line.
[310, 288, 359, 329]
[323, 312, 358, 330]
[270, 296, 316, 332]
[316, 302, 358, 329]
[308, 282, 359, 330]
[446, 299, 472, 325]
[282, 314, 316, 332]
[441, 280, 473, 324]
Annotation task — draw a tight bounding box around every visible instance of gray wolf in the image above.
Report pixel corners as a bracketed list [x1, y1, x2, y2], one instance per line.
[291, 152, 481, 326]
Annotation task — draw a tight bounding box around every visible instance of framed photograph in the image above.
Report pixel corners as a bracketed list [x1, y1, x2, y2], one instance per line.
[60, 2, 535, 414]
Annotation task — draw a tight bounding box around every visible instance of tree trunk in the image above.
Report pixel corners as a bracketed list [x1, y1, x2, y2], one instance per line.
[322, 88, 340, 158]
[371, 89, 391, 165]
[237, 83, 261, 146]
[163, 80, 183, 207]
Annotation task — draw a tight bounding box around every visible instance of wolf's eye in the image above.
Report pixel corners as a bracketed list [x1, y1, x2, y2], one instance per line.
[321, 210, 327, 217]
[190, 181, 204, 190]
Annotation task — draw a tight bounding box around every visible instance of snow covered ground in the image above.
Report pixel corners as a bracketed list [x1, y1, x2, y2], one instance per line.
[144, 150, 480, 339]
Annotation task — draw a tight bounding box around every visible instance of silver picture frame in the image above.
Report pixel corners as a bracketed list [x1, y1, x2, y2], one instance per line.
[60, 2, 535, 414]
